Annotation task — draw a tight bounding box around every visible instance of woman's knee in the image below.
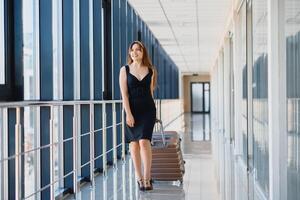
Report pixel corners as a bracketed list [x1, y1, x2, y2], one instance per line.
[130, 141, 140, 152]
[139, 139, 150, 149]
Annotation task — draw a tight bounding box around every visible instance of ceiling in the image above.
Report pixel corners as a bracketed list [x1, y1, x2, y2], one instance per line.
[128, 0, 232, 74]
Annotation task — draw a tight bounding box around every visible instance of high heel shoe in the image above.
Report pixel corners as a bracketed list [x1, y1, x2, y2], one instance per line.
[143, 179, 153, 191]
[137, 179, 144, 191]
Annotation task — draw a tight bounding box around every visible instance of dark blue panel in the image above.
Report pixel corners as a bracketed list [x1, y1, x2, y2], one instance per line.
[63, 0, 74, 100]
[81, 105, 90, 178]
[112, 0, 120, 100]
[103, 0, 112, 100]
[93, 0, 102, 100]
[80, 0, 90, 100]
[40, 107, 50, 199]
[63, 106, 74, 189]
[13, 0, 23, 100]
[8, 109, 16, 199]
[106, 104, 113, 164]
[120, 0, 127, 65]
[127, 5, 132, 45]
[8, 108, 24, 198]
[94, 105, 103, 170]
[132, 11, 137, 40]
[116, 103, 122, 157]
[163, 59, 167, 99]
[40, 0, 52, 198]
[40, 0, 53, 101]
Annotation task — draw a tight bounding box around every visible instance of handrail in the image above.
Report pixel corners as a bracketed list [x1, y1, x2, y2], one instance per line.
[0, 99, 165, 199]
[0, 99, 123, 108]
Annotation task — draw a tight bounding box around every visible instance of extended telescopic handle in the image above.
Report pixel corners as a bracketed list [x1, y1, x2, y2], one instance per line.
[155, 118, 166, 147]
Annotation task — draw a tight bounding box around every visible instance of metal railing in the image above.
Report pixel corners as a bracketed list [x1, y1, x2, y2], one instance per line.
[0, 99, 163, 200]
[0, 100, 128, 199]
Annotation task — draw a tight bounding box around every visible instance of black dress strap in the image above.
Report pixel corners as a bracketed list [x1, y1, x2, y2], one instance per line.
[125, 65, 129, 74]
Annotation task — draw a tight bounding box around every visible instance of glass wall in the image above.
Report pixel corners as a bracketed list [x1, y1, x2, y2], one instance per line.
[23, 0, 39, 100]
[0, 0, 4, 84]
[22, 1, 39, 198]
[0, 0, 180, 198]
[285, 0, 300, 199]
[252, 0, 269, 196]
[237, 2, 248, 163]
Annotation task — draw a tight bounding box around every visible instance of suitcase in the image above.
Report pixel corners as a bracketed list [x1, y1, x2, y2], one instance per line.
[151, 119, 185, 183]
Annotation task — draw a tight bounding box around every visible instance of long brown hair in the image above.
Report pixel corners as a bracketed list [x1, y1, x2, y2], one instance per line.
[127, 41, 157, 89]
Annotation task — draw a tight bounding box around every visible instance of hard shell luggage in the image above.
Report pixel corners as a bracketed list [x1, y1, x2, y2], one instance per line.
[151, 119, 185, 183]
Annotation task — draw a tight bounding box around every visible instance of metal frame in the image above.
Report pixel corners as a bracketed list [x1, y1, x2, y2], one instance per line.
[190, 82, 211, 114]
[0, 108, 8, 200]
[52, 0, 64, 194]
[267, 0, 287, 199]
[0, 100, 126, 199]
[74, 0, 80, 100]
[89, 0, 94, 101]
[0, 0, 4, 85]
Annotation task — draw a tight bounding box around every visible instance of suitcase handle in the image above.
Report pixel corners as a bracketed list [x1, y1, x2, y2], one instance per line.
[154, 119, 166, 147]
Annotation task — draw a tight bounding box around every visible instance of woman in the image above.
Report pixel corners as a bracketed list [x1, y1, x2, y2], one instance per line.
[119, 41, 157, 191]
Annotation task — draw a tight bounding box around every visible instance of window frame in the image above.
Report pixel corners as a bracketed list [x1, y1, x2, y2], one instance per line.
[0, 0, 5, 85]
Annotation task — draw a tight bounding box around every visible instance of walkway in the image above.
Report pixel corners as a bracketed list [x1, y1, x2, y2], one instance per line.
[66, 114, 219, 200]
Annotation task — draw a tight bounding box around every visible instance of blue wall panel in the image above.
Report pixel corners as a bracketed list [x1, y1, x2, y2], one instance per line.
[63, 106, 74, 190]
[80, 0, 90, 100]
[93, 0, 103, 100]
[81, 105, 90, 178]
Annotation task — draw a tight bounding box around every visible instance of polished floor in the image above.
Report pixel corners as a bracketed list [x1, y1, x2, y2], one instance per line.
[66, 113, 219, 200]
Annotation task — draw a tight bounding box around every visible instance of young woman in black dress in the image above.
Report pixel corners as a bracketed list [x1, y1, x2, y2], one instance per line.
[119, 41, 157, 191]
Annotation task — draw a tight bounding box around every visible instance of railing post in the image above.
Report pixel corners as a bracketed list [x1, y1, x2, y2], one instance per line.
[122, 160, 126, 200]
[113, 169, 118, 199]
[112, 103, 117, 168]
[73, 105, 78, 198]
[102, 103, 107, 176]
[129, 157, 133, 200]
[89, 103, 95, 186]
[15, 107, 21, 200]
[121, 105, 125, 161]
[49, 106, 55, 200]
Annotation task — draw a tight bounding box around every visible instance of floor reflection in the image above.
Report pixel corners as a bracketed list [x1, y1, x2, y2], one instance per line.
[66, 113, 217, 200]
[190, 114, 211, 141]
[66, 156, 186, 200]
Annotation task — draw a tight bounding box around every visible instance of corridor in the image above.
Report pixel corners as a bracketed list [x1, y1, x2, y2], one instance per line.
[66, 114, 218, 200]
[0, 0, 299, 199]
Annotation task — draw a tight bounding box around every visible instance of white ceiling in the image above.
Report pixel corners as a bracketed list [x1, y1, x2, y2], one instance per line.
[128, 0, 232, 74]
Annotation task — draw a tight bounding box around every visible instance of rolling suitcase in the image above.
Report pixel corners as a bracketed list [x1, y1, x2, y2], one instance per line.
[151, 119, 185, 183]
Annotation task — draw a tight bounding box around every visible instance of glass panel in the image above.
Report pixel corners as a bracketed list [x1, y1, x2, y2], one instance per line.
[53, 106, 61, 195]
[204, 83, 210, 112]
[0, 109, 3, 199]
[53, 0, 62, 100]
[23, 107, 37, 199]
[192, 83, 203, 112]
[205, 114, 210, 140]
[252, 0, 269, 196]
[23, 0, 38, 100]
[23, 1, 39, 198]
[239, 2, 248, 163]
[285, 1, 300, 199]
[0, 0, 5, 84]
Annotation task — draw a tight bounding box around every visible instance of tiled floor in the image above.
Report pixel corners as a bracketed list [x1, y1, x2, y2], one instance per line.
[66, 113, 219, 200]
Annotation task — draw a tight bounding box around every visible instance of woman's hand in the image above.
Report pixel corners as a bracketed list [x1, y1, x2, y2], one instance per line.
[126, 113, 135, 127]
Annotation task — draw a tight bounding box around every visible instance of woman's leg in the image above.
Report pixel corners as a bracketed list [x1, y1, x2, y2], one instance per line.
[139, 139, 152, 180]
[130, 141, 143, 180]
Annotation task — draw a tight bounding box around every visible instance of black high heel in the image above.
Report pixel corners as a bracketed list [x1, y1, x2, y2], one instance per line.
[143, 179, 153, 191]
[137, 179, 144, 191]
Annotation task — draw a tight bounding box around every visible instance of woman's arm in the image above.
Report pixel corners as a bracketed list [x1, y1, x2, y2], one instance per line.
[150, 70, 155, 98]
[119, 66, 134, 126]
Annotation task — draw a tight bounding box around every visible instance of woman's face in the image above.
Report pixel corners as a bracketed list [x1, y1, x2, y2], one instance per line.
[130, 43, 143, 62]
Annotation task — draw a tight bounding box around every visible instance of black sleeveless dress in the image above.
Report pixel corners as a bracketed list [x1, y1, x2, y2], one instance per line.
[125, 65, 156, 143]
